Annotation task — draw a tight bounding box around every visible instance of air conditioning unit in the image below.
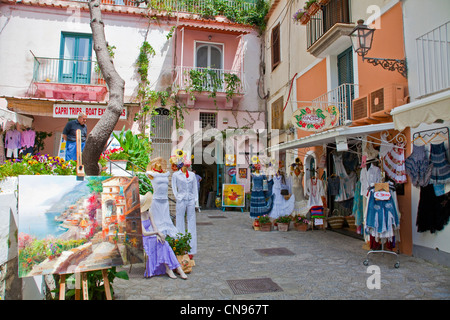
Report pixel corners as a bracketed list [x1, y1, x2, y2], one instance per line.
[352, 95, 369, 121]
[369, 84, 406, 118]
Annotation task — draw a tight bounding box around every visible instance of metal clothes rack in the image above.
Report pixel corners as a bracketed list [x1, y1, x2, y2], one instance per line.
[362, 182, 400, 269]
[412, 126, 449, 147]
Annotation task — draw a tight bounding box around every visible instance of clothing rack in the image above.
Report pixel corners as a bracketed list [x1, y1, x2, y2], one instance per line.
[363, 182, 400, 269]
[412, 126, 449, 147]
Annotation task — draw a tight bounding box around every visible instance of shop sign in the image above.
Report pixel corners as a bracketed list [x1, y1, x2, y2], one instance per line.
[53, 104, 127, 120]
[291, 105, 339, 132]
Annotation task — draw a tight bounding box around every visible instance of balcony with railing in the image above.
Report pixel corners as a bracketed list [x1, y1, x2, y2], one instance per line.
[68, 0, 257, 14]
[30, 56, 108, 101]
[310, 83, 357, 126]
[173, 66, 245, 109]
[416, 21, 450, 98]
[306, 0, 354, 58]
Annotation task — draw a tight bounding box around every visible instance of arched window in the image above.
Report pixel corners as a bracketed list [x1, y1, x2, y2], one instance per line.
[196, 43, 223, 70]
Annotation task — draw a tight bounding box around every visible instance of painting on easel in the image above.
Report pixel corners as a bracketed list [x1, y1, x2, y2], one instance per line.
[18, 175, 143, 278]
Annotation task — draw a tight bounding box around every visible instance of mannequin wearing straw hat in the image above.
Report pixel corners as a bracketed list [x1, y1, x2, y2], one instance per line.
[140, 192, 188, 280]
[146, 157, 179, 237]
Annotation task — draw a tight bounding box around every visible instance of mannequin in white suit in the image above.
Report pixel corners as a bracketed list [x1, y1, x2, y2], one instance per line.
[172, 164, 198, 255]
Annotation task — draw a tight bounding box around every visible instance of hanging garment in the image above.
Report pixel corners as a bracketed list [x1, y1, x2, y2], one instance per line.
[5, 129, 21, 149]
[333, 153, 356, 202]
[405, 144, 433, 187]
[379, 132, 394, 159]
[305, 178, 325, 209]
[20, 129, 36, 149]
[384, 144, 407, 184]
[142, 218, 181, 278]
[327, 175, 341, 196]
[362, 139, 379, 161]
[148, 171, 179, 237]
[365, 184, 400, 242]
[352, 180, 364, 227]
[292, 173, 309, 216]
[268, 174, 295, 219]
[249, 173, 274, 218]
[429, 142, 450, 184]
[416, 184, 450, 233]
[360, 165, 382, 198]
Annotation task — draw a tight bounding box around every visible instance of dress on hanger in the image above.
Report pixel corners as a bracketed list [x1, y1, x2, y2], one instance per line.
[249, 173, 273, 218]
[384, 144, 407, 184]
[429, 142, 450, 185]
[405, 144, 433, 187]
[149, 171, 179, 237]
[141, 219, 181, 278]
[333, 153, 356, 202]
[305, 177, 325, 209]
[416, 184, 450, 233]
[268, 174, 295, 219]
[292, 173, 309, 216]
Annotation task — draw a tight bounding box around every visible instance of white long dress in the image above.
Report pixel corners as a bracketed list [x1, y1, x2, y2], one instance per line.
[268, 174, 295, 219]
[292, 173, 309, 216]
[333, 153, 356, 202]
[148, 171, 179, 237]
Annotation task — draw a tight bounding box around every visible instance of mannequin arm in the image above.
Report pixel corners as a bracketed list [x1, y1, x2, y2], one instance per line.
[141, 210, 165, 243]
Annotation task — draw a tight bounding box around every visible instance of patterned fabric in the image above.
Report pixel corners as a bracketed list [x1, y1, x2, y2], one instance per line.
[383, 145, 407, 184]
[429, 142, 450, 184]
[352, 181, 364, 226]
[405, 144, 433, 187]
[250, 173, 273, 218]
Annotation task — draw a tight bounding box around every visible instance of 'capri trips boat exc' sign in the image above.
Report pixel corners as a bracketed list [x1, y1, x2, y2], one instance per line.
[291, 105, 339, 132]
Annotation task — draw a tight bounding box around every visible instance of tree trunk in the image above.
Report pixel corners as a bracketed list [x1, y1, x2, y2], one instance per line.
[83, 0, 125, 176]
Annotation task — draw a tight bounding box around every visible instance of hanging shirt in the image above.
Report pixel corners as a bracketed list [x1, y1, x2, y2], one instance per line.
[305, 178, 325, 208]
[5, 130, 21, 149]
[20, 129, 36, 148]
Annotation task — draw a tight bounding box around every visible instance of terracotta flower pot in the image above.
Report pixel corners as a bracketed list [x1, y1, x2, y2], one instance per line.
[294, 222, 308, 231]
[260, 222, 272, 232]
[278, 222, 289, 232]
[308, 2, 320, 15]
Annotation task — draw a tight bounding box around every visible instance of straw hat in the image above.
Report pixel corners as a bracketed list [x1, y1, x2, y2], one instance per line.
[146, 157, 167, 172]
[140, 191, 153, 212]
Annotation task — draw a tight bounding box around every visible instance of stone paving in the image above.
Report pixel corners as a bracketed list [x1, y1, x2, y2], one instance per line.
[113, 210, 450, 300]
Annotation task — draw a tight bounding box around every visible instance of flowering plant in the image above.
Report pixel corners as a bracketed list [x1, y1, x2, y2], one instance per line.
[0, 154, 76, 180]
[102, 147, 129, 161]
[275, 215, 292, 224]
[292, 8, 305, 23]
[165, 232, 192, 256]
[294, 215, 310, 225]
[257, 215, 271, 224]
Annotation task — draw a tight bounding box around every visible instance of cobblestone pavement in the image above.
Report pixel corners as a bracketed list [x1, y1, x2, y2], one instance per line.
[113, 210, 450, 301]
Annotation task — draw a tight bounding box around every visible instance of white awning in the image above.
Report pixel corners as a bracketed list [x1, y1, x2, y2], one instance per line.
[390, 90, 450, 132]
[0, 107, 34, 128]
[268, 122, 395, 153]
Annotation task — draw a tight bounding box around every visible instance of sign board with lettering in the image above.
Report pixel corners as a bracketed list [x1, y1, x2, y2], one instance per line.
[291, 105, 339, 132]
[53, 104, 127, 120]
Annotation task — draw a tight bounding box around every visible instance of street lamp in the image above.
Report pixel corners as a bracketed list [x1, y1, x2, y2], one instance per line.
[349, 19, 407, 78]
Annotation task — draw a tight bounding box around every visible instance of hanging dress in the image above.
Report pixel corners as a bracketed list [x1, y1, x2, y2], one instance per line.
[149, 171, 179, 237]
[429, 142, 450, 184]
[292, 173, 309, 216]
[268, 174, 295, 219]
[333, 153, 356, 202]
[142, 219, 180, 278]
[416, 184, 450, 233]
[405, 143, 433, 187]
[383, 143, 407, 184]
[249, 173, 274, 218]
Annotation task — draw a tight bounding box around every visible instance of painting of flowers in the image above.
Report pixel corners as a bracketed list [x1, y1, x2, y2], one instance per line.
[18, 175, 143, 278]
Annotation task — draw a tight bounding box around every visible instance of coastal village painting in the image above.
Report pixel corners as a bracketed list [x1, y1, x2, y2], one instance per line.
[18, 175, 143, 278]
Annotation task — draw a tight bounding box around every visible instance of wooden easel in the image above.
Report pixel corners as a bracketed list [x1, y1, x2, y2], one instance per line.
[58, 131, 112, 300]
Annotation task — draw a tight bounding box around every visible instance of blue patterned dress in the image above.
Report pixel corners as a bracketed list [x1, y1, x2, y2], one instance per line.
[249, 174, 274, 218]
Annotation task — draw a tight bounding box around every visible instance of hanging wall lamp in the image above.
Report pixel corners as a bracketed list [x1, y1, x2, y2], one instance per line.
[349, 19, 407, 78]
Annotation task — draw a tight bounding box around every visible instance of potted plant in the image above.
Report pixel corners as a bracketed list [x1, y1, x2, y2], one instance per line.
[275, 215, 292, 232]
[101, 147, 129, 175]
[293, 215, 310, 231]
[166, 233, 194, 273]
[258, 215, 272, 232]
[292, 8, 305, 24]
[306, 0, 320, 16]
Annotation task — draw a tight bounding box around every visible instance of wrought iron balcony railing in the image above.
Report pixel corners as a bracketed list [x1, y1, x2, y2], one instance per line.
[174, 66, 245, 96]
[416, 21, 450, 97]
[32, 56, 105, 86]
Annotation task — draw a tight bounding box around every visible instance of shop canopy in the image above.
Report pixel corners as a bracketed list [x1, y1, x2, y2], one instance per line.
[0, 107, 33, 128]
[390, 90, 450, 132]
[267, 122, 395, 153]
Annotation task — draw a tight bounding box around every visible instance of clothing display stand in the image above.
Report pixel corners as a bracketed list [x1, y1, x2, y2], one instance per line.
[363, 244, 400, 268]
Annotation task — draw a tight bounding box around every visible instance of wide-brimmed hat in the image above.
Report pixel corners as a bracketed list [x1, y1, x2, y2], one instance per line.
[147, 157, 167, 172]
[140, 191, 153, 212]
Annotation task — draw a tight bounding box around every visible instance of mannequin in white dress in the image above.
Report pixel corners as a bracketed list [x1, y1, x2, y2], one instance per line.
[291, 165, 309, 216]
[146, 157, 179, 237]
